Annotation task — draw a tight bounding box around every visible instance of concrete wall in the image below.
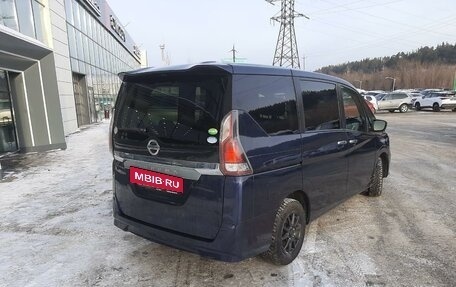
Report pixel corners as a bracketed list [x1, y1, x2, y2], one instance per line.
[8, 57, 67, 153]
[9, 73, 31, 149]
[49, 0, 78, 135]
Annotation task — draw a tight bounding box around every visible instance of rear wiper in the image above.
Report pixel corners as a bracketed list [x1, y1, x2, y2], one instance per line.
[149, 88, 217, 121]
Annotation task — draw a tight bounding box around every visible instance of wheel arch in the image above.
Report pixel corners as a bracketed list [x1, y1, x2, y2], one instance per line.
[286, 190, 310, 224]
[379, 152, 389, 178]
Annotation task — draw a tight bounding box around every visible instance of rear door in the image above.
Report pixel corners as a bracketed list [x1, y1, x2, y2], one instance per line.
[113, 69, 230, 240]
[391, 93, 406, 108]
[378, 94, 393, 109]
[340, 86, 378, 195]
[296, 79, 349, 218]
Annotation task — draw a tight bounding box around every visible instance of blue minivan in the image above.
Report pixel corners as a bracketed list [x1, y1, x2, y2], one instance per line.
[111, 63, 390, 265]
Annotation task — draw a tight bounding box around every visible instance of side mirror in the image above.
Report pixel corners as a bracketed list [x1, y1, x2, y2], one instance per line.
[422, 96, 425, 99]
[373, 119, 387, 132]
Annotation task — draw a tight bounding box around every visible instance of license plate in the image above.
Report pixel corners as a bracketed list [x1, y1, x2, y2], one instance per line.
[130, 166, 184, 194]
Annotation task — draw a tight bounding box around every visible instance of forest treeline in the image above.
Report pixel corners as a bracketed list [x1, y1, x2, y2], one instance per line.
[317, 43, 456, 91]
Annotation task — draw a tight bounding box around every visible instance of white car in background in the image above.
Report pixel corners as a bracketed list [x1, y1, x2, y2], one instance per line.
[363, 95, 378, 111]
[413, 93, 442, 112]
[441, 96, 456, 111]
[410, 92, 424, 104]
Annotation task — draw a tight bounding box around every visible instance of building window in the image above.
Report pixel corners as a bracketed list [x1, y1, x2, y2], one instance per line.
[64, 0, 73, 25]
[15, 0, 35, 37]
[31, 0, 47, 44]
[72, 0, 80, 29]
[0, 0, 19, 31]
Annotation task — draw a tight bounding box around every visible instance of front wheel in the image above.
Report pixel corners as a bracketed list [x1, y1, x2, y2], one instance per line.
[263, 198, 306, 265]
[399, 104, 409, 113]
[432, 103, 440, 112]
[415, 102, 421, 111]
[363, 157, 384, 197]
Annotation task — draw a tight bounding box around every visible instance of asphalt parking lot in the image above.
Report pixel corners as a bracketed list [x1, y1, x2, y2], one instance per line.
[0, 111, 455, 287]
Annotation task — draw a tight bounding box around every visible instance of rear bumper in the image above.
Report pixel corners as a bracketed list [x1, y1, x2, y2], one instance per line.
[113, 194, 271, 262]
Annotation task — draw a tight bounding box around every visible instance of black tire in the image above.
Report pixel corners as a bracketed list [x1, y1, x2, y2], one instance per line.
[452, 108, 456, 112]
[399, 104, 408, 113]
[415, 102, 421, 111]
[432, 103, 440, 112]
[263, 198, 306, 265]
[388, 110, 395, 113]
[364, 157, 384, 197]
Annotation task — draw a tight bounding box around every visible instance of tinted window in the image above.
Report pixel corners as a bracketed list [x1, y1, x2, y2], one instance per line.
[392, 93, 407, 100]
[300, 81, 340, 131]
[341, 87, 367, 131]
[116, 73, 227, 150]
[233, 75, 298, 135]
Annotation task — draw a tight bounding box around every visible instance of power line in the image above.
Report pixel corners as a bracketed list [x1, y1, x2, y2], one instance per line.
[306, 14, 456, 58]
[308, 0, 403, 16]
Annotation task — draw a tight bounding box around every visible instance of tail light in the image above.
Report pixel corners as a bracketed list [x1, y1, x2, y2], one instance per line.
[219, 110, 252, 176]
[109, 108, 115, 155]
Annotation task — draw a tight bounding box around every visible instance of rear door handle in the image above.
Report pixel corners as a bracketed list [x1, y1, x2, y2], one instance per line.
[349, 139, 358, 144]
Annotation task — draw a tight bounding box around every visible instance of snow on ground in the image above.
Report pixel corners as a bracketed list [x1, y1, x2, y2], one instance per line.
[0, 122, 121, 286]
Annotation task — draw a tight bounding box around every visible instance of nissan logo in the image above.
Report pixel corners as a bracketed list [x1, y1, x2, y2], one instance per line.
[147, 139, 160, 156]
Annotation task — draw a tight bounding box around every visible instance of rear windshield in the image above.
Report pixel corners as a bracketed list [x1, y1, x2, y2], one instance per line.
[114, 72, 229, 162]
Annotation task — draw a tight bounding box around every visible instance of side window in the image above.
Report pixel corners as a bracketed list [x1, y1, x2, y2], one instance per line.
[392, 94, 405, 100]
[341, 86, 368, 131]
[233, 75, 298, 135]
[300, 80, 340, 131]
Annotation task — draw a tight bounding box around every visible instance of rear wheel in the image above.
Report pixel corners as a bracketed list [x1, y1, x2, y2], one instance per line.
[263, 198, 306, 265]
[432, 103, 440, 112]
[415, 102, 421, 111]
[364, 157, 384, 197]
[399, 104, 408, 113]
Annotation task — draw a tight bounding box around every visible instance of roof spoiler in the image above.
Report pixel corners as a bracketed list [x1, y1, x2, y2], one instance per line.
[118, 67, 155, 81]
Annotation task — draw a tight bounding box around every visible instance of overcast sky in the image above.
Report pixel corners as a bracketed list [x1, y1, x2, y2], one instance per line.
[107, 0, 456, 71]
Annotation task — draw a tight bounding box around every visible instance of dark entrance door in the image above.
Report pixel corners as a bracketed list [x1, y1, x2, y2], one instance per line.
[0, 70, 18, 154]
[72, 73, 90, 127]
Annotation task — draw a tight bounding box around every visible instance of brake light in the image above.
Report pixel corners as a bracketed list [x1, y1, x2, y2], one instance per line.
[109, 108, 115, 155]
[219, 111, 252, 176]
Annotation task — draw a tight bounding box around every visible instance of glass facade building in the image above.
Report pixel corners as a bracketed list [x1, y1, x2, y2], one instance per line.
[0, 0, 144, 154]
[0, 0, 49, 45]
[64, 0, 141, 124]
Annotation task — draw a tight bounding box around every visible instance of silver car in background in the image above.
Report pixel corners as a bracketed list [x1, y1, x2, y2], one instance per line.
[377, 92, 413, 113]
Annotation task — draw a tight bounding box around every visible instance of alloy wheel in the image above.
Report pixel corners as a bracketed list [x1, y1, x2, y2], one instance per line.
[281, 212, 302, 254]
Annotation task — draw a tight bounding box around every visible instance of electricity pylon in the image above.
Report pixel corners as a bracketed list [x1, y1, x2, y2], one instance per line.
[159, 44, 170, 66]
[266, 0, 308, 68]
[229, 45, 238, 63]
